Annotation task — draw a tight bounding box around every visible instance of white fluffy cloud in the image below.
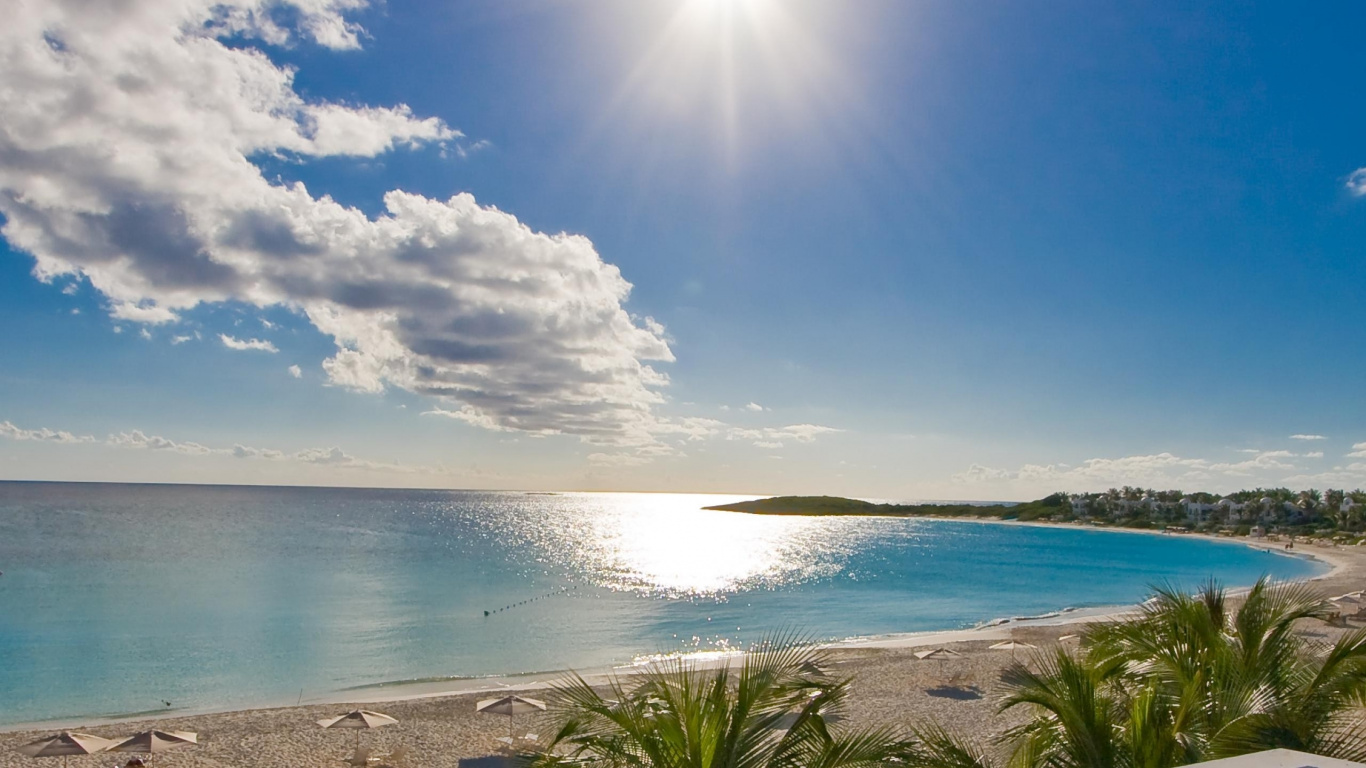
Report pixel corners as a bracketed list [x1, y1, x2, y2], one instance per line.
[728, 423, 841, 448]
[0, 0, 672, 445]
[1289, 434, 1326, 440]
[745, 402, 766, 412]
[109, 429, 215, 455]
[952, 449, 1320, 492]
[1348, 169, 1366, 197]
[0, 420, 96, 444]
[220, 334, 278, 352]
[1, 418, 423, 473]
[288, 364, 303, 378]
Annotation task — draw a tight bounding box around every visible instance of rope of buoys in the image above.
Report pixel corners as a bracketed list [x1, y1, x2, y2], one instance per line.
[483, 585, 577, 617]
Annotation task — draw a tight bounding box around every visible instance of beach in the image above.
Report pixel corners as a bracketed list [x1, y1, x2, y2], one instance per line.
[1, 536, 1359, 768]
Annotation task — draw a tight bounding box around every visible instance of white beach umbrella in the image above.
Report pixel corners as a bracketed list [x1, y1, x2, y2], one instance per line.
[107, 730, 197, 759]
[15, 732, 116, 768]
[477, 695, 547, 740]
[318, 710, 398, 748]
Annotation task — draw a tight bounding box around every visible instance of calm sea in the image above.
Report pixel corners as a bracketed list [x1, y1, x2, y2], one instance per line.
[0, 482, 1322, 725]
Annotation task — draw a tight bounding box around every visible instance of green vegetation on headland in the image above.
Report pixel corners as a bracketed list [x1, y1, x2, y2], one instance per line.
[706, 487, 1366, 543]
[702, 494, 1057, 519]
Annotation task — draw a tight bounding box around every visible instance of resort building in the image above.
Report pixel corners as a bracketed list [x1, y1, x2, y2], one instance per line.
[1181, 497, 1214, 523]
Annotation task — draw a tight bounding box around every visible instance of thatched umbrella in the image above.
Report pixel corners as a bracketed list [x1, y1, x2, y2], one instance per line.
[107, 731, 197, 763]
[15, 733, 115, 768]
[989, 640, 1037, 660]
[913, 648, 963, 661]
[318, 710, 398, 749]
[477, 695, 546, 741]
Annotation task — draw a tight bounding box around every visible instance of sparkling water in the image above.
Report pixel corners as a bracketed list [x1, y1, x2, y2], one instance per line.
[0, 482, 1322, 725]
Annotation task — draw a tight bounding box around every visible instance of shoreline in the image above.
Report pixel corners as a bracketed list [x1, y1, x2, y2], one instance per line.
[0, 526, 1345, 736]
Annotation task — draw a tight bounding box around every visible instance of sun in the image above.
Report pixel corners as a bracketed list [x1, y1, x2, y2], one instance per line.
[598, 0, 831, 167]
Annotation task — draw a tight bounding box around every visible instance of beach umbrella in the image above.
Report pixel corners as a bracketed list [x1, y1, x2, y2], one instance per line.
[990, 640, 1037, 660]
[914, 647, 964, 680]
[107, 731, 197, 760]
[15, 733, 115, 768]
[477, 695, 546, 740]
[913, 648, 963, 661]
[318, 710, 398, 749]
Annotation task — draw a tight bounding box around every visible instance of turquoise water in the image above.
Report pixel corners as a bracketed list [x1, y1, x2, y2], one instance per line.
[0, 482, 1322, 725]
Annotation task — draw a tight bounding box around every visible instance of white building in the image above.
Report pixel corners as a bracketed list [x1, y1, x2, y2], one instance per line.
[1181, 497, 1214, 523]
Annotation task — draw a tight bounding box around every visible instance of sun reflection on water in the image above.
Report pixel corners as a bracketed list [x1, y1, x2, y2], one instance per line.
[501, 493, 865, 598]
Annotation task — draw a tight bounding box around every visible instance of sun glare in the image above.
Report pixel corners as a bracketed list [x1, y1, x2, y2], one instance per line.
[593, 0, 851, 173]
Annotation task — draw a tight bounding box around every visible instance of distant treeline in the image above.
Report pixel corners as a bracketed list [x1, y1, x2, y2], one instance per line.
[702, 494, 1066, 521]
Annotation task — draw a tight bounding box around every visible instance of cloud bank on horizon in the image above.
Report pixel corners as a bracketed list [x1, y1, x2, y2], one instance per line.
[0, 0, 677, 449]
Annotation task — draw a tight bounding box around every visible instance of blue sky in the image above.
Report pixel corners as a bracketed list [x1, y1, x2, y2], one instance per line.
[2, 0, 1365, 499]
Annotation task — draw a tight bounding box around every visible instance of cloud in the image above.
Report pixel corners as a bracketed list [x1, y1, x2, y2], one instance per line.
[729, 424, 840, 445]
[0, 0, 672, 447]
[171, 334, 194, 345]
[952, 449, 1307, 490]
[1348, 168, 1366, 197]
[2, 417, 428, 473]
[1304, 451, 1324, 459]
[107, 429, 214, 455]
[745, 402, 765, 412]
[139, 328, 152, 340]
[288, 364, 303, 378]
[231, 444, 284, 461]
[424, 406, 841, 459]
[219, 334, 278, 353]
[586, 452, 653, 467]
[1347, 442, 1366, 459]
[0, 420, 96, 444]
[1289, 434, 1326, 441]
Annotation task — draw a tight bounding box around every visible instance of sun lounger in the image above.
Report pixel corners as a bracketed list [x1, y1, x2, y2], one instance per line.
[494, 734, 539, 752]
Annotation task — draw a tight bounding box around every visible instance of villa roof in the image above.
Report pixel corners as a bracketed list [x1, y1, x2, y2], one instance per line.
[1191, 748, 1366, 768]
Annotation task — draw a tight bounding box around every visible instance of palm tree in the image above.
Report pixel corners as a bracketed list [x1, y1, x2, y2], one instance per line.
[534, 635, 907, 768]
[905, 580, 1366, 768]
[1081, 579, 1366, 762]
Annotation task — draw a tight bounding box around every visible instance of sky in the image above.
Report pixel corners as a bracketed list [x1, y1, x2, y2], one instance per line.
[2, 0, 1366, 500]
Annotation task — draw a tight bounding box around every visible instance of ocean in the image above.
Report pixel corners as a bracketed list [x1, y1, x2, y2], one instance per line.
[0, 482, 1323, 725]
